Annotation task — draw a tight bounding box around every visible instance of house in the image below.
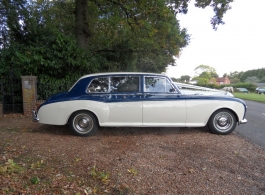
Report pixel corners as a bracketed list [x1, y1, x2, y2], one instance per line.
[215, 76, 230, 85]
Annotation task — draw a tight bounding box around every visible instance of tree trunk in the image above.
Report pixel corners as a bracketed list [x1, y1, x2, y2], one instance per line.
[75, 0, 90, 49]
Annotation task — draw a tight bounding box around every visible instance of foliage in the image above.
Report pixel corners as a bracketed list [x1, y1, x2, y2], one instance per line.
[171, 77, 180, 82]
[245, 76, 260, 83]
[228, 68, 265, 83]
[231, 83, 257, 92]
[193, 64, 219, 86]
[0, 159, 24, 174]
[197, 78, 209, 86]
[0, 33, 102, 80]
[194, 64, 218, 78]
[127, 167, 138, 176]
[196, 82, 257, 92]
[180, 75, 191, 82]
[90, 165, 110, 184]
[230, 77, 241, 84]
[205, 83, 221, 89]
[0, 0, 235, 83]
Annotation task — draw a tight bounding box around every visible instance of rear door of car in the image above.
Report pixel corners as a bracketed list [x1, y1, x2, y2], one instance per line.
[142, 76, 186, 126]
[105, 75, 143, 126]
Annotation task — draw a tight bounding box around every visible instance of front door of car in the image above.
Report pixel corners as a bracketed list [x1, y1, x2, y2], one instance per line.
[105, 76, 143, 126]
[142, 76, 186, 126]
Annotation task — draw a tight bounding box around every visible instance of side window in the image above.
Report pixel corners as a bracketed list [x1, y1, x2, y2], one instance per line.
[86, 77, 109, 93]
[110, 76, 140, 93]
[145, 77, 175, 93]
[166, 79, 176, 92]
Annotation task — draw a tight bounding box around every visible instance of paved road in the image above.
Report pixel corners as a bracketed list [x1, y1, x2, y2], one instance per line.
[234, 100, 265, 148]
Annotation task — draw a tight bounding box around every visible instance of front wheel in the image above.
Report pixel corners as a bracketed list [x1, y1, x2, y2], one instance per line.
[69, 111, 98, 136]
[208, 109, 237, 135]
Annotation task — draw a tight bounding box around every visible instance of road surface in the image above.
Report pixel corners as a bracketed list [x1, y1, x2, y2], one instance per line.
[234, 100, 265, 148]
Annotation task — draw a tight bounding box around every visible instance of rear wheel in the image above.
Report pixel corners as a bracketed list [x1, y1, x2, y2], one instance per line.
[69, 111, 98, 136]
[208, 109, 237, 135]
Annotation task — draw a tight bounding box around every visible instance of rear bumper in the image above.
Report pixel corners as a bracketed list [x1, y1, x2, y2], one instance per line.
[32, 111, 39, 122]
[239, 118, 247, 124]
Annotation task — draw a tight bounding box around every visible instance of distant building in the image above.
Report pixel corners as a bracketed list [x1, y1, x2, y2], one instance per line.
[215, 76, 230, 85]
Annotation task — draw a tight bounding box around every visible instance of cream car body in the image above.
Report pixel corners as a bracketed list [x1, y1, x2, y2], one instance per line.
[33, 72, 247, 136]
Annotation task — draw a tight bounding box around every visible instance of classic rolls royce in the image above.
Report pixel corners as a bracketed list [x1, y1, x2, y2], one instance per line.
[33, 72, 247, 136]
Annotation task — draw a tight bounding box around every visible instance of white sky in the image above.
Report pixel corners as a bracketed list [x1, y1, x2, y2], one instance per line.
[166, 0, 265, 79]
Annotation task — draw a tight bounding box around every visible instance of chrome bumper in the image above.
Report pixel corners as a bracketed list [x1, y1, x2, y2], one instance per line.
[32, 111, 39, 122]
[239, 118, 247, 125]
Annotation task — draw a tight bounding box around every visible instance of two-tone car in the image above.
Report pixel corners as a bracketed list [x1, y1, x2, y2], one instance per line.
[33, 72, 247, 136]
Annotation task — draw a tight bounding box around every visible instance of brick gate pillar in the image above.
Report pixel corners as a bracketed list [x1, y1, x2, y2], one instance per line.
[21, 76, 37, 116]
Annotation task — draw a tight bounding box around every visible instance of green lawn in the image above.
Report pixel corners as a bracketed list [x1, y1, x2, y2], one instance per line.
[234, 92, 265, 103]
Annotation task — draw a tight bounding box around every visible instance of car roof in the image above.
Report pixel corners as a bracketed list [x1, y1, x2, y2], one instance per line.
[79, 72, 167, 79]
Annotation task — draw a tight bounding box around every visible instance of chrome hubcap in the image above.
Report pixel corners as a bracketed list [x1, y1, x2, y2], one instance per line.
[79, 118, 89, 128]
[73, 114, 93, 133]
[218, 117, 228, 126]
[213, 112, 233, 132]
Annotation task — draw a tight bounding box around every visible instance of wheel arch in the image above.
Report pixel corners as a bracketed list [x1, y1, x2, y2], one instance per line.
[68, 109, 100, 126]
[207, 107, 239, 125]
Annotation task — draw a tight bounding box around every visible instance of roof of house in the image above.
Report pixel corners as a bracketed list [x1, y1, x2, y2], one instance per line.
[216, 77, 229, 82]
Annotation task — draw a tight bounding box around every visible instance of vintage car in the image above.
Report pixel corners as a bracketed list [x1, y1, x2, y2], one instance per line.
[33, 72, 247, 136]
[236, 88, 249, 94]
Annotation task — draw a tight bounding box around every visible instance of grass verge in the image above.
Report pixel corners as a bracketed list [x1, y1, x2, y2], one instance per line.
[234, 92, 265, 103]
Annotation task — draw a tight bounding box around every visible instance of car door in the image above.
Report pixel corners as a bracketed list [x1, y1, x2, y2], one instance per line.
[142, 76, 186, 126]
[105, 75, 143, 126]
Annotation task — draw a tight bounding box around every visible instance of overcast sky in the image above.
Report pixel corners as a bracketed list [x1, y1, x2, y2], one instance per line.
[166, 0, 265, 79]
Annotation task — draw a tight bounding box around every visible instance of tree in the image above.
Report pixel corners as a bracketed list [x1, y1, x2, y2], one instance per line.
[1, 0, 235, 81]
[197, 78, 209, 86]
[245, 76, 260, 83]
[194, 64, 218, 78]
[230, 77, 240, 84]
[180, 75, 191, 82]
[74, 0, 234, 49]
[0, 0, 28, 48]
[75, 0, 90, 49]
[199, 71, 211, 80]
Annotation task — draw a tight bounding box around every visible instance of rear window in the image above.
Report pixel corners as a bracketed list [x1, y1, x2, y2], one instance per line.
[86, 77, 108, 93]
[86, 76, 140, 93]
[110, 76, 140, 93]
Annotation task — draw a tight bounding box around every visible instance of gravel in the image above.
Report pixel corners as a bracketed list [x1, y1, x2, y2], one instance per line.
[0, 115, 265, 194]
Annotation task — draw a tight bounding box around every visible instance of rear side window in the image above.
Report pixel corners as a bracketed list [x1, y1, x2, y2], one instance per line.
[87, 77, 108, 93]
[86, 76, 140, 93]
[110, 76, 140, 93]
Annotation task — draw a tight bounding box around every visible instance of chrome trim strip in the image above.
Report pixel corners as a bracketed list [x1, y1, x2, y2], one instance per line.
[32, 111, 39, 122]
[239, 118, 247, 125]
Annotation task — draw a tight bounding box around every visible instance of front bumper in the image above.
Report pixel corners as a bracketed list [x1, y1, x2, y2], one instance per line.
[32, 111, 39, 122]
[239, 118, 247, 125]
